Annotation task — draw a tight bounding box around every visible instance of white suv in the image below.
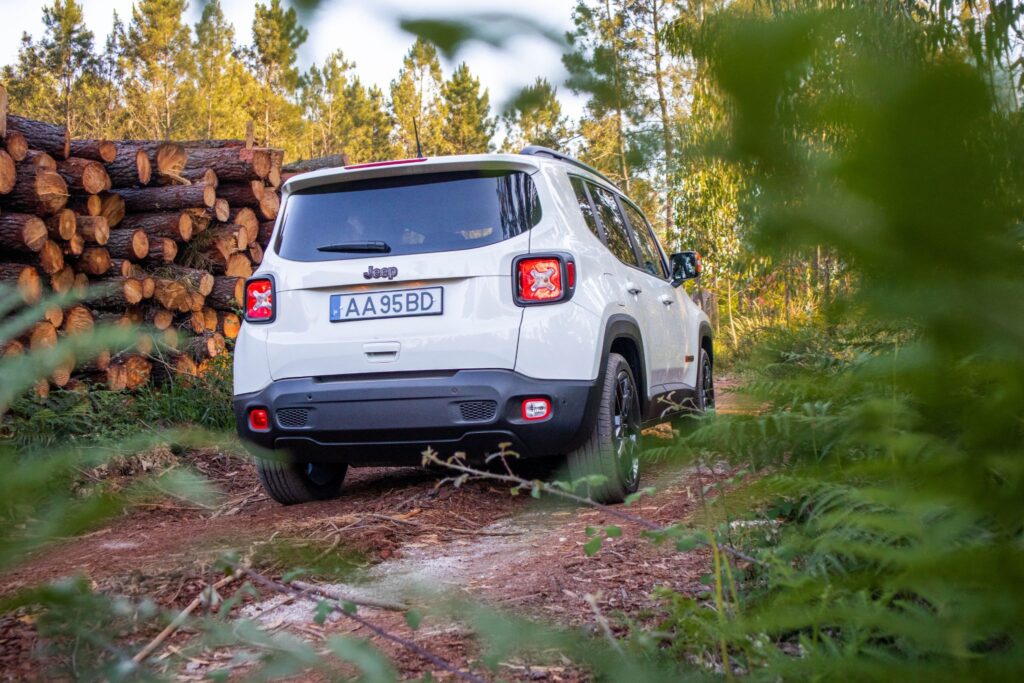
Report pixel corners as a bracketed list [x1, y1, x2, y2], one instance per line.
[234, 147, 714, 505]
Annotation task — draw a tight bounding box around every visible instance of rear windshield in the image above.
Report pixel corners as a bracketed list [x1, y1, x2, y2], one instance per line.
[275, 170, 541, 261]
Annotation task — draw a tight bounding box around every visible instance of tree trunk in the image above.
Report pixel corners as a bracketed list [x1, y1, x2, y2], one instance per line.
[62, 305, 94, 335]
[49, 265, 75, 293]
[229, 207, 259, 244]
[104, 228, 149, 260]
[98, 192, 126, 227]
[117, 183, 216, 212]
[113, 354, 152, 390]
[37, 240, 65, 274]
[45, 208, 77, 241]
[224, 253, 253, 278]
[27, 321, 57, 350]
[118, 211, 193, 241]
[107, 145, 151, 187]
[5, 166, 68, 215]
[183, 146, 275, 181]
[149, 264, 215, 296]
[63, 233, 84, 256]
[144, 237, 178, 264]
[6, 115, 69, 159]
[69, 193, 101, 216]
[187, 331, 226, 360]
[23, 150, 56, 171]
[650, 0, 674, 238]
[74, 247, 111, 276]
[69, 139, 117, 163]
[2, 133, 29, 162]
[248, 241, 264, 265]
[77, 216, 110, 245]
[213, 197, 230, 221]
[0, 149, 14, 194]
[0, 213, 48, 253]
[208, 276, 244, 310]
[89, 277, 146, 307]
[218, 311, 241, 339]
[57, 157, 110, 194]
[0, 263, 42, 304]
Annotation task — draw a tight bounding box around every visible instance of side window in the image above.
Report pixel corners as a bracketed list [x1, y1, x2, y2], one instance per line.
[570, 176, 602, 241]
[622, 202, 668, 279]
[590, 185, 639, 267]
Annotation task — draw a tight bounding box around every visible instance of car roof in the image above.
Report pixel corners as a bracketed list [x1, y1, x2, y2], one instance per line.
[281, 151, 622, 198]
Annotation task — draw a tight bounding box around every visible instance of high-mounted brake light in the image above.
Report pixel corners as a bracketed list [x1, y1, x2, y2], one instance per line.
[513, 254, 576, 306]
[245, 277, 275, 323]
[344, 157, 427, 170]
[248, 408, 270, 431]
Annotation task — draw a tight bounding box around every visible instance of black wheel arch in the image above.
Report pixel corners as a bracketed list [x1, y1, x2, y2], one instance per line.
[600, 314, 648, 414]
[698, 321, 714, 367]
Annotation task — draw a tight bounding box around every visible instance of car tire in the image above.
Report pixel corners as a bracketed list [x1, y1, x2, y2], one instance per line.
[671, 347, 715, 432]
[695, 347, 715, 412]
[256, 457, 347, 505]
[567, 352, 642, 504]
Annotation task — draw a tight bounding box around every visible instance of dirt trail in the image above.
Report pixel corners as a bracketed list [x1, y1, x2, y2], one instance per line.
[1, 380, 742, 681]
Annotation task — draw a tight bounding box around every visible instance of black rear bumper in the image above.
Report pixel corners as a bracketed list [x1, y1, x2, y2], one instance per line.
[233, 370, 601, 466]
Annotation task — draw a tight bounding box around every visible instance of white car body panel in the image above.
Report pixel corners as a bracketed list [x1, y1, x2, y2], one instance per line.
[234, 152, 711, 414]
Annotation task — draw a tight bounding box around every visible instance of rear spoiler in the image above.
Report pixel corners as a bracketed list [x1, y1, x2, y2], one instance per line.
[282, 154, 543, 197]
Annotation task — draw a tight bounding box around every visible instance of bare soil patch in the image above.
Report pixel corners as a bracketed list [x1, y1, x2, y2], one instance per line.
[0, 380, 742, 681]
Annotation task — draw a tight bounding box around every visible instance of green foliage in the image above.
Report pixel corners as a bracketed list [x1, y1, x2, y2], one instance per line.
[389, 37, 445, 157]
[301, 50, 395, 162]
[439, 62, 495, 154]
[3, 355, 234, 448]
[121, 0, 193, 138]
[501, 77, 571, 150]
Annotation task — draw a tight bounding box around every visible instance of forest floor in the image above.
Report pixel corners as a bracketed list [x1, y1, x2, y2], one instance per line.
[0, 379, 745, 681]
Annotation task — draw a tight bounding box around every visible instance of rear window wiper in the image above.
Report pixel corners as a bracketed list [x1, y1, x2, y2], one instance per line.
[316, 240, 391, 253]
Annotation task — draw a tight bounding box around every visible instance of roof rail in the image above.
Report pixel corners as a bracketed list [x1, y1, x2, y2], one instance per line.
[519, 145, 619, 189]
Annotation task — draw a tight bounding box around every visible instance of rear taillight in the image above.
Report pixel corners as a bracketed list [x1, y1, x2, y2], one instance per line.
[245, 277, 275, 323]
[513, 254, 576, 306]
[248, 408, 270, 431]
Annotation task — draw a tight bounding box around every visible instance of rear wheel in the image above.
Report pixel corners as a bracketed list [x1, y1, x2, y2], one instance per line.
[567, 352, 642, 504]
[695, 347, 714, 412]
[672, 346, 715, 432]
[256, 457, 347, 505]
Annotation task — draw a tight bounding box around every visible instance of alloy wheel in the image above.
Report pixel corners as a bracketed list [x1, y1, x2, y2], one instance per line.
[612, 369, 641, 489]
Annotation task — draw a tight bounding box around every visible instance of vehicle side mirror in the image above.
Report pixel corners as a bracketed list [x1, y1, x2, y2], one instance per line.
[670, 251, 702, 286]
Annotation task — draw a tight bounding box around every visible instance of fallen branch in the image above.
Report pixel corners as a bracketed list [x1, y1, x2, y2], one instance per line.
[291, 580, 408, 612]
[132, 570, 244, 663]
[364, 512, 523, 537]
[421, 448, 763, 567]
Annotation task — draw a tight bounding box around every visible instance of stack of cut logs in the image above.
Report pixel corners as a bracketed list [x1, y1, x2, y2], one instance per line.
[0, 86, 283, 395]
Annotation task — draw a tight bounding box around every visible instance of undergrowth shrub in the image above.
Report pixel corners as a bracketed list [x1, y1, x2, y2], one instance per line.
[2, 355, 234, 448]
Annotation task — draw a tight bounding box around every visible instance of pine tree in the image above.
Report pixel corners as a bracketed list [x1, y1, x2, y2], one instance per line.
[439, 63, 495, 154]
[502, 77, 570, 151]
[626, 0, 682, 237]
[564, 0, 646, 191]
[192, 0, 248, 139]
[86, 11, 129, 138]
[301, 50, 355, 157]
[248, 0, 307, 147]
[389, 38, 444, 157]
[122, 0, 193, 139]
[2, 0, 98, 136]
[302, 52, 396, 163]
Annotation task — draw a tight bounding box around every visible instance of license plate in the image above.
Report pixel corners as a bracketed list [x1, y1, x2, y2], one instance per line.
[330, 286, 443, 323]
